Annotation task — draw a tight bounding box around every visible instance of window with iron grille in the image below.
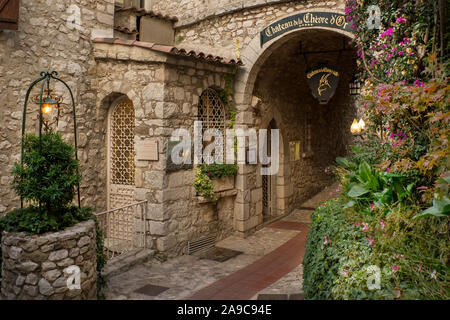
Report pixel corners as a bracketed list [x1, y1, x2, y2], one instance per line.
[349, 75, 361, 96]
[198, 88, 226, 163]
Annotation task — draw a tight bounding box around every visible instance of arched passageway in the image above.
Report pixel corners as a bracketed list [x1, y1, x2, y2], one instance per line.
[234, 27, 357, 235]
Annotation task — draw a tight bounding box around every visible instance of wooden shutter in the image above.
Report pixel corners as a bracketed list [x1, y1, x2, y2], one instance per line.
[0, 0, 19, 30]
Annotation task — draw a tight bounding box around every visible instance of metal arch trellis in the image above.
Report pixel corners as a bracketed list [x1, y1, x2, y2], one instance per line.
[20, 70, 81, 208]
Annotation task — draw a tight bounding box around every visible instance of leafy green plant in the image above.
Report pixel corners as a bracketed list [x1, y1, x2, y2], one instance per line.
[415, 176, 450, 218]
[303, 199, 450, 300]
[194, 167, 217, 201]
[194, 164, 237, 200]
[339, 158, 414, 214]
[12, 132, 81, 212]
[198, 163, 238, 179]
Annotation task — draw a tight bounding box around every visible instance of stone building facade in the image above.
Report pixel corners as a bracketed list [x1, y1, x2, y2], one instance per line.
[0, 0, 356, 255]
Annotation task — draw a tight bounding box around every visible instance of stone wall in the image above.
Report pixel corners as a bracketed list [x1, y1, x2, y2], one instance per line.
[1, 220, 97, 300]
[170, 0, 346, 57]
[93, 42, 237, 255]
[152, 0, 294, 26]
[0, 0, 114, 215]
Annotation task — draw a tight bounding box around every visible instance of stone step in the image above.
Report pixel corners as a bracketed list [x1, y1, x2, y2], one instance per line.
[102, 248, 154, 278]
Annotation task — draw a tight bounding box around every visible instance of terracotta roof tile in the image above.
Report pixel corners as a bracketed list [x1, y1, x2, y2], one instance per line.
[92, 38, 243, 67]
[115, 6, 178, 23]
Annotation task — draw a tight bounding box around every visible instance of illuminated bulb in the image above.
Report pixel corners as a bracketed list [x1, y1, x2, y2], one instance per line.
[358, 119, 366, 130]
[350, 119, 362, 134]
[42, 104, 53, 114]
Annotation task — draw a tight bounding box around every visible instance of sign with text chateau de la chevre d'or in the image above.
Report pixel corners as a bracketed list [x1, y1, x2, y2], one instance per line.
[260, 11, 352, 46]
[306, 63, 340, 104]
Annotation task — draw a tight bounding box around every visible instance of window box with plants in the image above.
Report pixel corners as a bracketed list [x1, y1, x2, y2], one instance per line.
[194, 163, 238, 203]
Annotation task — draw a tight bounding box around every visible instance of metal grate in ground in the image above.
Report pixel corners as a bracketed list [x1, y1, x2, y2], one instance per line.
[134, 284, 169, 296]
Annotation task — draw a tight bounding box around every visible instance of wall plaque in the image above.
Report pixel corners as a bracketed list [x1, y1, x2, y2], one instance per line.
[260, 11, 352, 47]
[289, 141, 301, 161]
[306, 63, 340, 104]
[136, 139, 159, 161]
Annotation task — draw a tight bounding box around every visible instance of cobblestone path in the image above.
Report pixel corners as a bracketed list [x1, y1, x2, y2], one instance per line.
[104, 182, 341, 300]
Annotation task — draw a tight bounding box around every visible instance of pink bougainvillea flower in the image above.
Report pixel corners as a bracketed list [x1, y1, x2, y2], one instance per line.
[392, 265, 400, 272]
[362, 223, 370, 232]
[396, 17, 407, 23]
[414, 80, 424, 87]
[321, 202, 326, 207]
[343, 269, 349, 277]
[380, 28, 394, 38]
[370, 202, 375, 210]
[380, 220, 385, 230]
[386, 168, 390, 173]
[367, 237, 374, 247]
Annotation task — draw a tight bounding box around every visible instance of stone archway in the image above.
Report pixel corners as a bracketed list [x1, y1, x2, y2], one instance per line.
[234, 9, 354, 107]
[232, 9, 356, 237]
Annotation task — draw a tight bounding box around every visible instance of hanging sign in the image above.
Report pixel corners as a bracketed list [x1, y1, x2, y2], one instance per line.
[306, 63, 340, 104]
[260, 11, 352, 47]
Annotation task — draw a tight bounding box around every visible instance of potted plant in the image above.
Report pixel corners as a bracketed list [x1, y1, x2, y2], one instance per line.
[0, 132, 106, 300]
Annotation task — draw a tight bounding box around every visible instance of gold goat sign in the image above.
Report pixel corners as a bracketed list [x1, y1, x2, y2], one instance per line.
[260, 11, 352, 47]
[306, 63, 340, 104]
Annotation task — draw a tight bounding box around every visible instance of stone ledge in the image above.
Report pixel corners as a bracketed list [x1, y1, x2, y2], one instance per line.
[196, 189, 238, 203]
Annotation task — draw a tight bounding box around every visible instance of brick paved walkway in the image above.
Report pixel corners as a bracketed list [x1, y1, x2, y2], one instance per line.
[188, 222, 308, 300]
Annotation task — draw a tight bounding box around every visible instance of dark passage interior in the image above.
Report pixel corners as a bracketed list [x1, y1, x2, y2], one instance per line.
[252, 29, 357, 214]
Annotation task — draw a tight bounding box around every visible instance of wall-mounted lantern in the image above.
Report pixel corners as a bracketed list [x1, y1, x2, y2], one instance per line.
[350, 118, 366, 134]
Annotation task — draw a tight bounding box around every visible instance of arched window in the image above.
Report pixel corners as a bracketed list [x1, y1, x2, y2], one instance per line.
[198, 88, 227, 163]
[198, 88, 226, 132]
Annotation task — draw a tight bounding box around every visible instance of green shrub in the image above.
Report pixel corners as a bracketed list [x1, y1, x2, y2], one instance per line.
[12, 132, 81, 212]
[303, 198, 374, 299]
[303, 199, 450, 300]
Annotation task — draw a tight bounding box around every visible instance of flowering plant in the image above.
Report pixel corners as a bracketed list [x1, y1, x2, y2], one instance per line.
[345, 0, 438, 84]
